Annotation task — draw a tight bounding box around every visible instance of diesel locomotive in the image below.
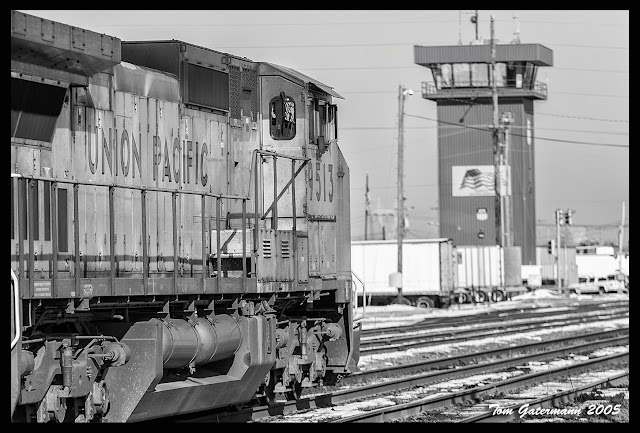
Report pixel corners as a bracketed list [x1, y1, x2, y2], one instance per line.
[11, 10, 362, 422]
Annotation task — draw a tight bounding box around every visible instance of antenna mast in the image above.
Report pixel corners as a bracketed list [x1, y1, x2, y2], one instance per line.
[512, 13, 521, 43]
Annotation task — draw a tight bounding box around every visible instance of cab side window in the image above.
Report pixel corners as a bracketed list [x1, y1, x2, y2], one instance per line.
[270, 92, 296, 140]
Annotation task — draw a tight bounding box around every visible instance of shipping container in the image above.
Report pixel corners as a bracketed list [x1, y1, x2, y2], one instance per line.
[455, 245, 503, 289]
[351, 239, 455, 308]
[536, 247, 578, 285]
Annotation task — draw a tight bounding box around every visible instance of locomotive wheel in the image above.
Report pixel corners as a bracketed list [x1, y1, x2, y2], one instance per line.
[264, 380, 277, 404]
[285, 382, 303, 401]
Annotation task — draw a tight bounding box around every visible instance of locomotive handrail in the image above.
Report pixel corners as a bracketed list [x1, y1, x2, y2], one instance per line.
[351, 270, 366, 324]
[251, 149, 311, 291]
[255, 149, 311, 162]
[9, 173, 250, 201]
[11, 268, 20, 349]
[11, 172, 255, 298]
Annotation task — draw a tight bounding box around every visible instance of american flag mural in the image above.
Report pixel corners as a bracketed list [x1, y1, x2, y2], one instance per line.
[451, 165, 496, 197]
[460, 168, 494, 189]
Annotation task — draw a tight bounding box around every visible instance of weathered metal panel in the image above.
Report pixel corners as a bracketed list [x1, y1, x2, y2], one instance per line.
[335, 147, 351, 279]
[414, 43, 553, 66]
[308, 222, 320, 276]
[297, 236, 309, 283]
[11, 11, 121, 77]
[318, 222, 336, 277]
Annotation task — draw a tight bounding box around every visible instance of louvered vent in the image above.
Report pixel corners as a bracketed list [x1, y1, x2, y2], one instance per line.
[262, 238, 272, 259]
[281, 239, 290, 259]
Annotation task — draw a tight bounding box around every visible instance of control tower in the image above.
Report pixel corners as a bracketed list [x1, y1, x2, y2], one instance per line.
[414, 42, 552, 266]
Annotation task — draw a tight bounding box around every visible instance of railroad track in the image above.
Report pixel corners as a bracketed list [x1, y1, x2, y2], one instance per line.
[458, 371, 629, 423]
[347, 327, 628, 386]
[362, 300, 629, 338]
[170, 328, 628, 423]
[360, 309, 629, 355]
[334, 351, 629, 423]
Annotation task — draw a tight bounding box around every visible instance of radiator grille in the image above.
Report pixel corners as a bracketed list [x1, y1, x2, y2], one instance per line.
[186, 63, 229, 111]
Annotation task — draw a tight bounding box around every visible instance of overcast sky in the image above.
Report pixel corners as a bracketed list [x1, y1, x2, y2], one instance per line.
[22, 10, 629, 239]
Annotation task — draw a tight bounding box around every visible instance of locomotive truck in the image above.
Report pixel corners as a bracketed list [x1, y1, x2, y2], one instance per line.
[11, 10, 362, 422]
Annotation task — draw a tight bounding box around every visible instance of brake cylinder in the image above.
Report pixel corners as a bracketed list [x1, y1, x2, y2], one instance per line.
[154, 315, 242, 369]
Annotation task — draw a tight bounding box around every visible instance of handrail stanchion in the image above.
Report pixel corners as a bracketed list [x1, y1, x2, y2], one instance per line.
[73, 183, 80, 296]
[51, 182, 58, 298]
[272, 156, 278, 230]
[216, 197, 222, 291]
[291, 159, 298, 291]
[17, 178, 25, 299]
[253, 155, 259, 278]
[141, 189, 148, 294]
[28, 179, 35, 299]
[109, 186, 115, 296]
[242, 199, 247, 291]
[201, 194, 207, 293]
[172, 192, 178, 294]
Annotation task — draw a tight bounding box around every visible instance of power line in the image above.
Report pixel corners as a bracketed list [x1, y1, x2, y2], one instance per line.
[297, 65, 628, 73]
[78, 20, 461, 29]
[404, 113, 629, 148]
[537, 113, 629, 123]
[341, 89, 629, 99]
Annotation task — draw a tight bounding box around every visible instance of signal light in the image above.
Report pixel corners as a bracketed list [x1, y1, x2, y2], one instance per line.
[547, 240, 556, 255]
[565, 210, 574, 226]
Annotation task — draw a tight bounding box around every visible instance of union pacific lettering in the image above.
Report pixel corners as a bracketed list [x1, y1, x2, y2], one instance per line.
[87, 127, 209, 187]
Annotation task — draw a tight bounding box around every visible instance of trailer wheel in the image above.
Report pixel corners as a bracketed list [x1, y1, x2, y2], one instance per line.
[416, 297, 435, 309]
[491, 290, 505, 302]
[475, 291, 487, 303]
[456, 293, 468, 304]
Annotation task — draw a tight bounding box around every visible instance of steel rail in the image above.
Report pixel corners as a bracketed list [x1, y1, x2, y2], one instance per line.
[459, 371, 629, 423]
[362, 306, 630, 344]
[361, 300, 629, 337]
[348, 327, 628, 385]
[360, 311, 629, 355]
[169, 331, 628, 423]
[334, 350, 629, 423]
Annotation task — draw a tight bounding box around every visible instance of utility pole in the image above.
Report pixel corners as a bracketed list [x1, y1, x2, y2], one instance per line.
[618, 201, 625, 274]
[555, 209, 564, 293]
[490, 16, 503, 249]
[364, 174, 370, 240]
[397, 84, 412, 304]
[490, 15, 506, 292]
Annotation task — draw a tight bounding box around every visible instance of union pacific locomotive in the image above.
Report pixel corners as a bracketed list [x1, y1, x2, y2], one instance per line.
[11, 11, 362, 422]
